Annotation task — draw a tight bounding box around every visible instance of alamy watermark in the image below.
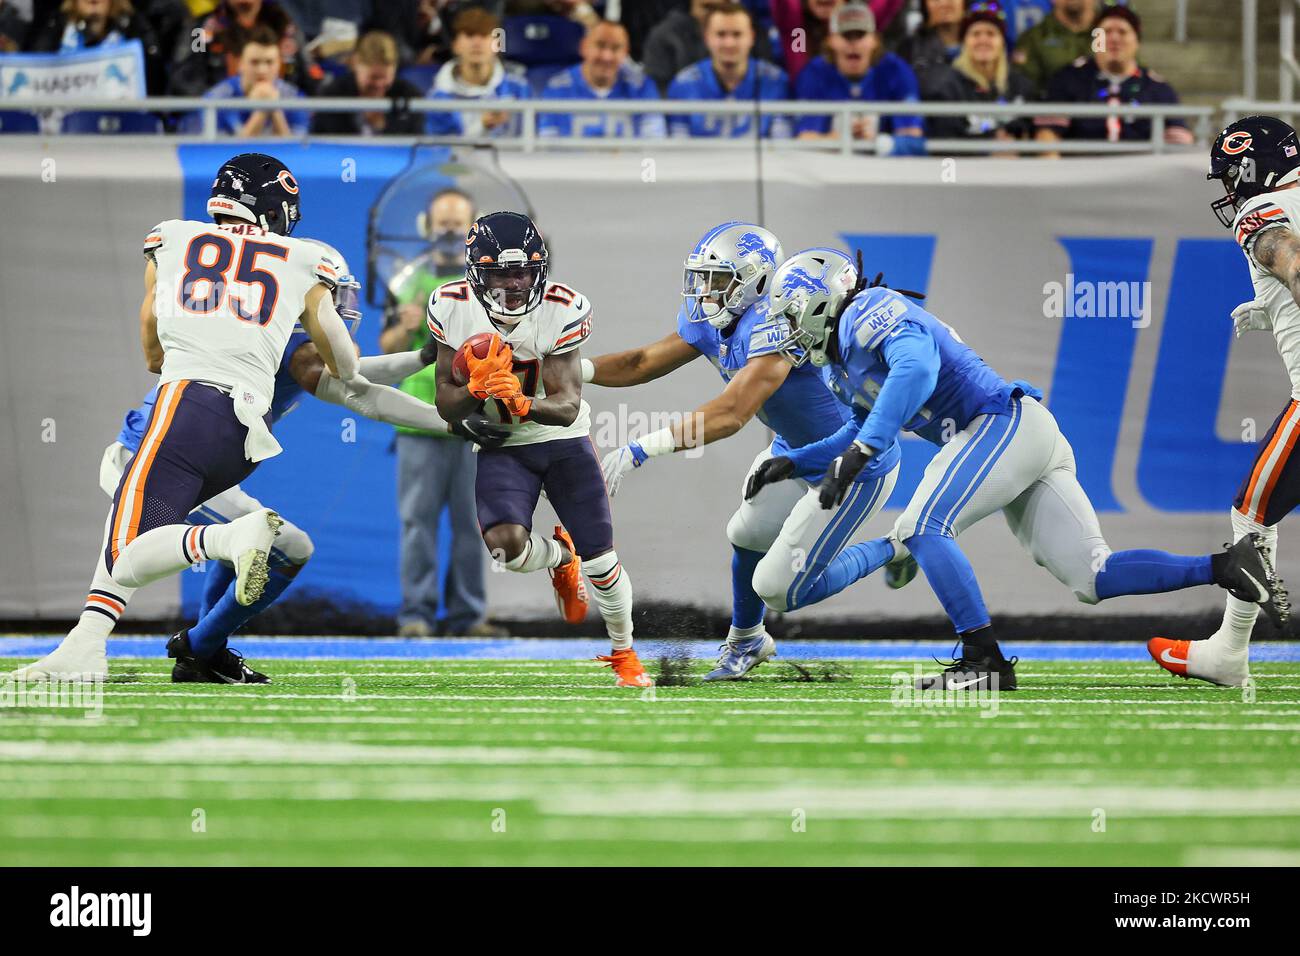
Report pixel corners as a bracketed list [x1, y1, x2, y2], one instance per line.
[0, 674, 104, 718]
[1043, 274, 1151, 328]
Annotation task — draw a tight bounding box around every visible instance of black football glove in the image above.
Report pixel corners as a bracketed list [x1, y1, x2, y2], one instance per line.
[818, 441, 875, 509]
[745, 456, 796, 500]
[450, 409, 511, 449]
[418, 339, 439, 368]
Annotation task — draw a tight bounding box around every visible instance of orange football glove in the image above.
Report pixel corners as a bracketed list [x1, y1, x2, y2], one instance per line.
[465, 337, 513, 399]
[484, 368, 532, 419]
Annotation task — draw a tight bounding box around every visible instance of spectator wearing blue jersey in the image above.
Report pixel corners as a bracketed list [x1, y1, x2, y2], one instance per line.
[667, 2, 791, 139]
[539, 20, 666, 139]
[182, 25, 309, 136]
[426, 7, 530, 138]
[794, 2, 924, 153]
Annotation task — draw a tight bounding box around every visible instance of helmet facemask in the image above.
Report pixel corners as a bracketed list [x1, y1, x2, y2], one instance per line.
[683, 264, 744, 328]
[1209, 161, 1249, 228]
[775, 295, 835, 368]
[470, 249, 547, 323]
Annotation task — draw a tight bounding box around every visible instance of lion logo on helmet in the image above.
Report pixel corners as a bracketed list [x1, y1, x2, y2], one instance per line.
[736, 231, 777, 267]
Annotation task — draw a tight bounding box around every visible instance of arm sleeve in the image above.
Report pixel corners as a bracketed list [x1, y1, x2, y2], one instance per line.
[315, 292, 359, 381]
[853, 324, 939, 453]
[314, 372, 447, 431]
[357, 351, 428, 385]
[785, 411, 865, 479]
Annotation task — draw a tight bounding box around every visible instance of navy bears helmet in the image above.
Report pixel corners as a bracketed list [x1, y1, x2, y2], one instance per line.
[207, 152, 302, 236]
[1208, 115, 1300, 228]
[465, 211, 548, 321]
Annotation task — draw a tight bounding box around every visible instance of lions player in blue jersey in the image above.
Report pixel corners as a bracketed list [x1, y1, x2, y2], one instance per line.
[592, 224, 901, 680]
[748, 249, 1289, 690]
[11, 245, 492, 685]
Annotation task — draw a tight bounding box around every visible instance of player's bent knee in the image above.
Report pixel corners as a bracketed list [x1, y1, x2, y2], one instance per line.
[482, 523, 528, 564]
[726, 508, 774, 553]
[751, 554, 792, 612]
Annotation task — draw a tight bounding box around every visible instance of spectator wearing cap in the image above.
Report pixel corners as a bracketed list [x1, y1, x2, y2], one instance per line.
[1012, 0, 1096, 96]
[310, 30, 425, 136]
[170, 0, 319, 97]
[1034, 6, 1194, 150]
[794, 1, 924, 153]
[182, 24, 309, 136]
[896, 0, 966, 94]
[538, 20, 666, 139]
[667, 3, 790, 139]
[426, 7, 530, 137]
[923, 4, 1035, 142]
[771, 0, 906, 82]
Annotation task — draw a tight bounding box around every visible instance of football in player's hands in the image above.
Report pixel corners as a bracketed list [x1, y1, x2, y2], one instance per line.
[451, 332, 513, 385]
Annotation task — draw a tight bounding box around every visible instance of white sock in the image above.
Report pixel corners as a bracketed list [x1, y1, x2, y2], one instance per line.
[1214, 509, 1279, 654]
[585, 550, 633, 650]
[76, 549, 132, 645]
[502, 533, 565, 573]
[111, 523, 214, 589]
[727, 622, 766, 642]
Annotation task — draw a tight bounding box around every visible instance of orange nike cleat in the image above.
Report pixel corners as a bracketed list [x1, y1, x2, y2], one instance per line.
[596, 648, 654, 688]
[549, 525, 588, 624]
[1147, 637, 1190, 678]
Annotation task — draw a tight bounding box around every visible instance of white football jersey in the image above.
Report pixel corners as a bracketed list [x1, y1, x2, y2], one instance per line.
[426, 277, 593, 446]
[145, 219, 339, 402]
[1234, 190, 1300, 401]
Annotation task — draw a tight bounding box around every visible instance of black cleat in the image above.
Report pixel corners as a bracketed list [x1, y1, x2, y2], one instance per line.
[1217, 533, 1290, 627]
[915, 653, 1018, 692]
[167, 630, 270, 684]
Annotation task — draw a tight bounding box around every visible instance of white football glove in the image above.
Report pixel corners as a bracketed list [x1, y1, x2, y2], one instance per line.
[600, 442, 648, 497]
[1232, 299, 1273, 338]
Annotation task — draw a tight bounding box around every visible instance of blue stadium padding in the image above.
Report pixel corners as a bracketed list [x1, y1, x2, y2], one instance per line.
[176, 143, 416, 617]
[503, 16, 583, 66]
[2, 636, 1297, 662]
[61, 110, 162, 134]
[0, 109, 39, 133]
[398, 64, 439, 94]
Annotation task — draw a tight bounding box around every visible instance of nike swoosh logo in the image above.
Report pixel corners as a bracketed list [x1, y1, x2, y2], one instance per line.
[948, 677, 987, 690]
[1240, 569, 1268, 602]
[1160, 649, 1187, 665]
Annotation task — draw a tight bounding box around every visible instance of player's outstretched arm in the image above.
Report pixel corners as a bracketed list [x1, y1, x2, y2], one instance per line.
[1251, 227, 1300, 308]
[139, 258, 162, 373]
[585, 331, 699, 387]
[600, 353, 789, 496]
[290, 342, 450, 432]
[300, 283, 359, 382]
[433, 341, 485, 422]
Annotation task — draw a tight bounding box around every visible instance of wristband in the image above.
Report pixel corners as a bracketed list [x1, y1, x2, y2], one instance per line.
[636, 427, 677, 462]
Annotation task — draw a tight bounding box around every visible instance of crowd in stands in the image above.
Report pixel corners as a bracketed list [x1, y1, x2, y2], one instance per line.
[0, 0, 1195, 152]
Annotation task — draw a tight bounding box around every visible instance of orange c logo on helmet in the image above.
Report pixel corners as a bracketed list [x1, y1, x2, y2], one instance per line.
[277, 170, 299, 194]
[1223, 131, 1253, 155]
[466, 223, 478, 246]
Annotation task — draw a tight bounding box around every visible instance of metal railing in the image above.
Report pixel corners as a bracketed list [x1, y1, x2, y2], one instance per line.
[4, 95, 1215, 156]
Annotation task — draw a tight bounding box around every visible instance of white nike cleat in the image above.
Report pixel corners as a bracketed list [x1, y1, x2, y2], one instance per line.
[1147, 636, 1250, 688]
[7, 630, 108, 682]
[703, 632, 777, 681]
[226, 508, 283, 606]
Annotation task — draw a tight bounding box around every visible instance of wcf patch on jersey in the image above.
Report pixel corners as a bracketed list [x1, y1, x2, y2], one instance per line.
[855, 297, 908, 346]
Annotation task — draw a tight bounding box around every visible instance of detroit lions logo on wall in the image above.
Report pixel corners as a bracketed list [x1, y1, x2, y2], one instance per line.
[736, 231, 777, 266]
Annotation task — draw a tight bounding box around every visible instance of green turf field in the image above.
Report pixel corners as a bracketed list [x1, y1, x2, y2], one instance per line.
[2, 656, 1299, 866]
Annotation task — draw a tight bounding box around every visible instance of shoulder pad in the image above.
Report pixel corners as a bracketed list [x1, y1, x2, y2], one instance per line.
[852, 290, 912, 350]
[1234, 201, 1291, 253]
[143, 221, 167, 257]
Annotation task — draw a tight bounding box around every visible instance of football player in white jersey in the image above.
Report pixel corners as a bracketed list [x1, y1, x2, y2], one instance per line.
[424, 211, 652, 687]
[1151, 116, 1300, 686]
[81, 153, 362, 680]
[10, 239, 461, 684]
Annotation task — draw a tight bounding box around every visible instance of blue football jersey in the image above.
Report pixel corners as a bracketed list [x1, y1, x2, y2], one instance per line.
[538, 63, 666, 138]
[675, 298, 851, 454]
[826, 288, 1040, 448]
[116, 332, 312, 454]
[666, 58, 790, 139]
[793, 53, 923, 136]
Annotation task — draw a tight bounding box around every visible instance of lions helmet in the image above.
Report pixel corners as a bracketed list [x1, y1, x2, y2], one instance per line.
[769, 248, 858, 368]
[1208, 115, 1300, 228]
[208, 152, 301, 236]
[465, 211, 548, 322]
[682, 222, 783, 328]
[297, 239, 361, 336]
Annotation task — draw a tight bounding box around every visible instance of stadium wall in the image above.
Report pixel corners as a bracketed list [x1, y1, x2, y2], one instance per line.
[0, 143, 1277, 625]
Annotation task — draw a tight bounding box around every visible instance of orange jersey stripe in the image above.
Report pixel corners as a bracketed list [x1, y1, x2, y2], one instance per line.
[1242, 401, 1300, 522]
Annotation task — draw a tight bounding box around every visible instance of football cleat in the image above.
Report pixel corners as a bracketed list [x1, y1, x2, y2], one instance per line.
[1217, 533, 1289, 626]
[549, 525, 589, 624]
[915, 652, 1018, 692]
[703, 632, 777, 681]
[167, 631, 269, 685]
[1147, 636, 1251, 688]
[227, 508, 283, 606]
[595, 648, 654, 688]
[6, 630, 108, 682]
